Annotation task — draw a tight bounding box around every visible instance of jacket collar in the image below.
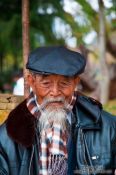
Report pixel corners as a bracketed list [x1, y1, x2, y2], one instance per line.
[6, 100, 36, 148]
[74, 95, 102, 129]
[6, 95, 102, 147]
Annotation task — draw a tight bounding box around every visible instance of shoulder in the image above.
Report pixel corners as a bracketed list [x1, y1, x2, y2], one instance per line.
[76, 93, 102, 119]
[76, 92, 116, 125]
[0, 100, 28, 148]
[101, 110, 116, 127]
[77, 93, 102, 110]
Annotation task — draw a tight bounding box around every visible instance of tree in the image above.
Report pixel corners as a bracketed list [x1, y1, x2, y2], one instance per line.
[22, 0, 30, 97]
[98, 0, 110, 104]
[0, 0, 115, 101]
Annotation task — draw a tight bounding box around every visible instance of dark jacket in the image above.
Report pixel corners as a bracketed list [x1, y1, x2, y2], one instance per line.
[0, 94, 116, 175]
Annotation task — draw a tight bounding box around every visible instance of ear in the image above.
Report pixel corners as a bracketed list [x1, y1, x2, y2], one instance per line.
[74, 76, 80, 85]
[27, 74, 35, 90]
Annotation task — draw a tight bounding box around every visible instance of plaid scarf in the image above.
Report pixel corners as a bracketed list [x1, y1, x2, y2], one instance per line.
[27, 90, 77, 175]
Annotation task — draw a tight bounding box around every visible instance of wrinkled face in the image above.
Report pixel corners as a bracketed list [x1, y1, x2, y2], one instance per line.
[27, 73, 80, 108]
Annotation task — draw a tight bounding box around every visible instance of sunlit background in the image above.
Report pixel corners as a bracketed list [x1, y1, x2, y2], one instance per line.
[0, 0, 116, 116]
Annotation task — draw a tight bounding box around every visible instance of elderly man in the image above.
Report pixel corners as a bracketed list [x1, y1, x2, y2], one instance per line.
[0, 46, 116, 175]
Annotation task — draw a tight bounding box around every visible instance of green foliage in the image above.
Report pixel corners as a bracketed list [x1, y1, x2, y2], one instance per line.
[0, 0, 21, 21]
[0, 0, 115, 91]
[104, 100, 116, 115]
[0, 0, 89, 75]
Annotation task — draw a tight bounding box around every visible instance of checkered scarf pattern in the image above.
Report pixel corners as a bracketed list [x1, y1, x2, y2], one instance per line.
[27, 89, 77, 175]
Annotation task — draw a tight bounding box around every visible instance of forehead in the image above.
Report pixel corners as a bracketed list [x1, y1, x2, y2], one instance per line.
[35, 74, 74, 81]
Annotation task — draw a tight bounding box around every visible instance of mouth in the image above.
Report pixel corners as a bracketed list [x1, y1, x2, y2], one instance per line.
[48, 101, 64, 106]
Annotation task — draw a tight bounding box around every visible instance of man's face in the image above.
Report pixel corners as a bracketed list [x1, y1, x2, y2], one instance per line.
[28, 74, 80, 108]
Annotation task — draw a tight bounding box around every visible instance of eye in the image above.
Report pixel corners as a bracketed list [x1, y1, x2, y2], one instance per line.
[43, 82, 50, 85]
[60, 81, 70, 87]
[41, 81, 51, 87]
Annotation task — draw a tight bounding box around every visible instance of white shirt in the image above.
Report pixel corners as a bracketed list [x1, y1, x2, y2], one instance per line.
[13, 77, 24, 96]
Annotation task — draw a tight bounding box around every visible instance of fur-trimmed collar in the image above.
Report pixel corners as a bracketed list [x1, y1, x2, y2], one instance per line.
[6, 95, 102, 148]
[6, 100, 36, 147]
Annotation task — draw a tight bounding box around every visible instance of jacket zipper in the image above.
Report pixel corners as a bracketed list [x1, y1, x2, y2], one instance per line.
[80, 128, 90, 175]
[81, 129, 96, 175]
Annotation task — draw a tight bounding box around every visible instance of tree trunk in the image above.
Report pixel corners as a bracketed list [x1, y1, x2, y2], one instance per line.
[98, 0, 110, 104]
[22, 0, 30, 97]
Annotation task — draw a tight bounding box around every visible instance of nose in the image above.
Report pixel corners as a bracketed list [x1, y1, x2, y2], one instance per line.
[50, 83, 61, 97]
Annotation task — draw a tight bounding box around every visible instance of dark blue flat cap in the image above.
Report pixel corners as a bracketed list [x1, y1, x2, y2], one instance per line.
[26, 46, 86, 76]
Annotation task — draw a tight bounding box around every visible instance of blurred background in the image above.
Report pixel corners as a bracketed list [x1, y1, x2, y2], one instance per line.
[0, 0, 116, 114]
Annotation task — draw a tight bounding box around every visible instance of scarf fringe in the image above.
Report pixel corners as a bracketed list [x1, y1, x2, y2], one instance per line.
[48, 155, 68, 175]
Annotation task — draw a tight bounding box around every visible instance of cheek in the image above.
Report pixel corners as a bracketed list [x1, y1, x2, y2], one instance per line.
[62, 87, 75, 99]
[34, 85, 50, 98]
[38, 89, 49, 97]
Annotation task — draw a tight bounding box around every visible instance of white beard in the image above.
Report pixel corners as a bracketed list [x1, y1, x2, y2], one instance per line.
[37, 96, 69, 134]
[38, 106, 68, 134]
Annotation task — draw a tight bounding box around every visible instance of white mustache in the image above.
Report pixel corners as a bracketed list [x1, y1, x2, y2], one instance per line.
[40, 97, 65, 110]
